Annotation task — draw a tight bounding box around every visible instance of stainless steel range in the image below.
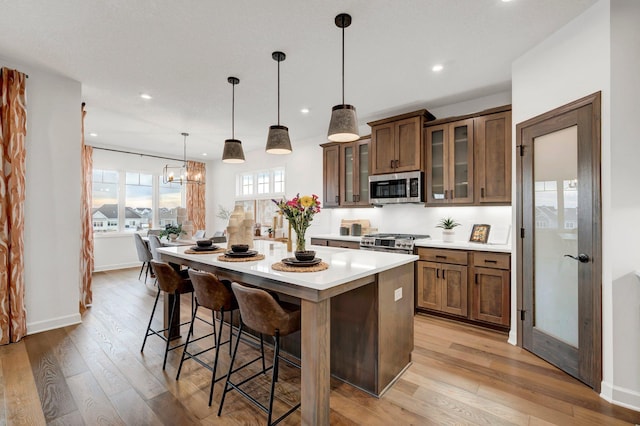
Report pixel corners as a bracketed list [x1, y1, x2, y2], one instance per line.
[360, 233, 431, 254]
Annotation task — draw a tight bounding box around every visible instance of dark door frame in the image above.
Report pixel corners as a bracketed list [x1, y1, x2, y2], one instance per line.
[515, 92, 602, 391]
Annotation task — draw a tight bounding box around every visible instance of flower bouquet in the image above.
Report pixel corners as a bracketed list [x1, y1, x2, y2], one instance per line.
[273, 194, 321, 253]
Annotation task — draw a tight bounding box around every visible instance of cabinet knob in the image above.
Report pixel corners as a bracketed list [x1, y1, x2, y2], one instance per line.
[481, 187, 485, 198]
[335, 195, 339, 203]
[390, 160, 394, 168]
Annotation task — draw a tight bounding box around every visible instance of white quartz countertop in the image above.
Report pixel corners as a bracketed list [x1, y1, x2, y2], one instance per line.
[157, 240, 418, 291]
[310, 234, 512, 253]
[414, 239, 511, 253]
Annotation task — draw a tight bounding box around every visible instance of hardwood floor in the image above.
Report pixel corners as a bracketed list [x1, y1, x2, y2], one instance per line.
[1, 267, 639, 425]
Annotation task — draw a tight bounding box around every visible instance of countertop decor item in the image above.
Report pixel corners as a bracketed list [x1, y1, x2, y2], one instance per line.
[469, 224, 491, 243]
[196, 239, 213, 247]
[436, 217, 460, 243]
[273, 194, 321, 253]
[294, 250, 316, 262]
[230, 244, 249, 252]
[159, 224, 184, 240]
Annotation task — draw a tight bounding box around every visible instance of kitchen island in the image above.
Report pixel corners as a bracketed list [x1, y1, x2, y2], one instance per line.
[157, 240, 417, 426]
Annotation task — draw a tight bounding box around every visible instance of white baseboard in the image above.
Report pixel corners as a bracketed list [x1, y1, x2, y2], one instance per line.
[27, 313, 82, 335]
[94, 261, 141, 272]
[601, 380, 640, 412]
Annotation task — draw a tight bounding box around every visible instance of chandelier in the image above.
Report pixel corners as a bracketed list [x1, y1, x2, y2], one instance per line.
[162, 132, 203, 185]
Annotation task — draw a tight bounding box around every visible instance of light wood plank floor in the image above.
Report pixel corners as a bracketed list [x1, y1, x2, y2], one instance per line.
[1, 267, 639, 425]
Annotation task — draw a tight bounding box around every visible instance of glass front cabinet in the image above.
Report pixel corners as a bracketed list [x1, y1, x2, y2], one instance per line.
[425, 119, 474, 205]
[340, 138, 370, 207]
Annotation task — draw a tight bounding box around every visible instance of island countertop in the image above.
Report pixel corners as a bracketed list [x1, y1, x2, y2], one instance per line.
[157, 239, 418, 293]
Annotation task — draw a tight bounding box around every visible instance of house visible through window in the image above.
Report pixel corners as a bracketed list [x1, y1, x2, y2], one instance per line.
[125, 172, 153, 230]
[235, 167, 285, 232]
[92, 169, 119, 232]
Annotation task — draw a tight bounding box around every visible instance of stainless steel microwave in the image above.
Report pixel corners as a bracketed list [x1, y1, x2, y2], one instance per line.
[369, 171, 423, 204]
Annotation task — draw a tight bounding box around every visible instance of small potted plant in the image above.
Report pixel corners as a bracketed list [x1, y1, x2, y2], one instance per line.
[159, 224, 184, 241]
[436, 217, 460, 243]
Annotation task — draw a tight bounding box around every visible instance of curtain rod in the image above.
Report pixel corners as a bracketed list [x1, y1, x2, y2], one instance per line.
[90, 145, 184, 162]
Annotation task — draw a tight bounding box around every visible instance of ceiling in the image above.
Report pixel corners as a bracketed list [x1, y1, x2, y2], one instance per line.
[0, 0, 597, 161]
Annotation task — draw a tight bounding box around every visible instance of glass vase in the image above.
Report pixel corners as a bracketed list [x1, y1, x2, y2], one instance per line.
[295, 230, 306, 253]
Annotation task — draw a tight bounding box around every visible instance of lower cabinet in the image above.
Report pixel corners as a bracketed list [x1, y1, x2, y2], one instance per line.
[416, 247, 510, 330]
[310, 238, 361, 250]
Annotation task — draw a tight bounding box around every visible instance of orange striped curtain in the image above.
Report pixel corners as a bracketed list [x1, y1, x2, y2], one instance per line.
[79, 104, 93, 312]
[0, 67, 27, 345]
[186, 160, 206, 231]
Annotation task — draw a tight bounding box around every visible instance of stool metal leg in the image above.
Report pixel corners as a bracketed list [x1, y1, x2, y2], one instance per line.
[267, 333, 280, 425]
[163, 292, 179, 370]
[218, 322, 244, 417]
[176, 302, 199, 380]
[141, 288, 161, 352]
[208, 308, 227, 406]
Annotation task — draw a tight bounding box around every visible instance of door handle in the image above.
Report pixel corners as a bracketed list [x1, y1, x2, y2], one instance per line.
[564, 253, 590, 263]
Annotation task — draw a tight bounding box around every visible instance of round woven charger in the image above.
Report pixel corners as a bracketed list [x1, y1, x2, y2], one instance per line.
[271, 261, 329, 272]
[184, 248, 226, 255]
[217, 253, 266, 262]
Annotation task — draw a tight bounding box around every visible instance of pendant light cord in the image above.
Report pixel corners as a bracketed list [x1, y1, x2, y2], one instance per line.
[231, 82, 235, 139]
[277, 57, 281, 125]
[183, 134, 187, 166]
[341, 18, 345, 105]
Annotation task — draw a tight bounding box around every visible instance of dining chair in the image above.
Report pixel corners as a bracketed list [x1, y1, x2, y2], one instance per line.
[147, 234, 163, 261]
[134, 233, 153, 284]
[194, 229, 206, 239]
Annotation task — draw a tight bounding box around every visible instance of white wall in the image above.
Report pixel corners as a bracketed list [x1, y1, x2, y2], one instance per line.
[513, 0, 640, 411]
[1, 57, 83, 333]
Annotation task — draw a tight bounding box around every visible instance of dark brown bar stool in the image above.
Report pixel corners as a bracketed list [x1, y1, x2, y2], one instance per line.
[218, 282, 301, 425]
[176, 270, 264, 406]
[141, 260, 194, 369]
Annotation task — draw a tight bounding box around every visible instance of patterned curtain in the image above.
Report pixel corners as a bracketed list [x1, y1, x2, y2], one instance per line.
[79, 103, 93, 312]
[186, 160, 206, 231]
[0, 67, 27, 345]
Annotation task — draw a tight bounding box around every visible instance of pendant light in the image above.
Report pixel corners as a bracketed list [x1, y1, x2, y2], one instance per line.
[327, 13, 359, 143]
[162, 132, 203, 185]
[265, 51, 292, 154]
[222, 76, 245, 163]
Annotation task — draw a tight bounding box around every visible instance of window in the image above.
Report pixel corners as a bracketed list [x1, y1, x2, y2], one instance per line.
[125, 172, 153, 231]
[241, 174, 254, 196]
[236, 167, 285, 198]
[92, 169, 119, 232]
[257, 171, 270, 194]
[273, 168, 285, 193]
[159, 180, 182, 228]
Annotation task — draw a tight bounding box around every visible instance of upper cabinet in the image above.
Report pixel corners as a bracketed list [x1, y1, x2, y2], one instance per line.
[475, 110, 512, 204]
[321, 136, 371, 208]
[369, 110, 435, 175]
[425, 118, 474, 204]
[424, 105, 512, 206]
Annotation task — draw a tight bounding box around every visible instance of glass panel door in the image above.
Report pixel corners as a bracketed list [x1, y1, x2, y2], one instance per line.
[452, 124, 469, 199]
[429, 128, 445, 201]
[358, 143, 369, 203]
[533, 125, 578, 347]
[344, 145, 354, 203]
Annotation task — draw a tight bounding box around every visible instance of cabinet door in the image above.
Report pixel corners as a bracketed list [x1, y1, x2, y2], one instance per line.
[326, 240, 361, 250]
[355, 139, 370, 205]
[340, 142, 357, 206]
[416, 261, 441, 310]
[441, 264, 468, 317]
[425, 124, 448, 204]
[323, 145, 340, 207]
[371, 123, 395, 174]
[395, 116, 422, 172]
[475, 111, 511, 204]
[472, 266, 510, 326]
[448, 119, 474, 204]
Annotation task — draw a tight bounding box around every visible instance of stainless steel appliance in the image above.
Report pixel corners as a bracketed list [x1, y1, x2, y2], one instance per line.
[369, 171, 423, 204]
[360, 233, 430, 254]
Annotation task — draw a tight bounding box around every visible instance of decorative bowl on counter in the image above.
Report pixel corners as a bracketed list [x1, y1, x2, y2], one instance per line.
[196, 239, 213, 247]
[294, 250, 316, 262]
[230, 244, 249, 253]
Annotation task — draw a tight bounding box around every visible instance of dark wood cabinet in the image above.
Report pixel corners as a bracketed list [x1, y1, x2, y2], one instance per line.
[323, 144, 340, 208]
[475, 110, 512, 204]
[310, 238, 360, 250]
[321, 137, 371, 208]
[425, 118, 474, 204]
[471, 252, 510, 326]
[416, 247, 510, 330]
[424, 105, 511, 206]
[369, 110, 435, 175]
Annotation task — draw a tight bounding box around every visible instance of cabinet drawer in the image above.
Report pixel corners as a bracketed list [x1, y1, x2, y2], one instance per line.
[310, 238, 329, 246]
[327, 240, 361, 250]
[416, 248, 467, 265]
[473, 252, 510, 270]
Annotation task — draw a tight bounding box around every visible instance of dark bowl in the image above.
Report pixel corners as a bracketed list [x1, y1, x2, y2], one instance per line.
[196, 239, 213, 247]
[231, 244, 249, 253]
[294, 250, 316, 262]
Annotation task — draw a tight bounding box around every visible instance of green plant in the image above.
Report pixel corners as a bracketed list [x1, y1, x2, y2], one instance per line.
[159, 224, 184, 239]
[436, 217, 461, 230]
[216, 204, 232, 221]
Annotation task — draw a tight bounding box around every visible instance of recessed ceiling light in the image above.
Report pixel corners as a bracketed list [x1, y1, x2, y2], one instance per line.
[301, 108, 310, 114]
[89, 132, 98, 137]
[140, 93, 152, 100]
[502, 0, 513, 2]
[432, 64, 444, 72]
[202, 153, 207, 156]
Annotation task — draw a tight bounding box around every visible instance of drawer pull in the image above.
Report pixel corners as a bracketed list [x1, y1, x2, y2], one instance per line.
[435, 255, 447, 259]
[484, 259, 498, 264]
[436, 269, 440, 279]
[475, 273, 478, 284]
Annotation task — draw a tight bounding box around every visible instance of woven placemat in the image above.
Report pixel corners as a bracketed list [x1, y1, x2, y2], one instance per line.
[184, 247, 226, 255]
[271, 261, 329, 272]
[217, 253, 266, 262]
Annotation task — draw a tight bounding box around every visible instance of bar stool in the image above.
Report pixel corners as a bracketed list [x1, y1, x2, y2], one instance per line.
[141, 260, 194, 369]
[218, 282, 301, 425]
[176, 270, 264, 406]
[134, 233, 153, 283]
